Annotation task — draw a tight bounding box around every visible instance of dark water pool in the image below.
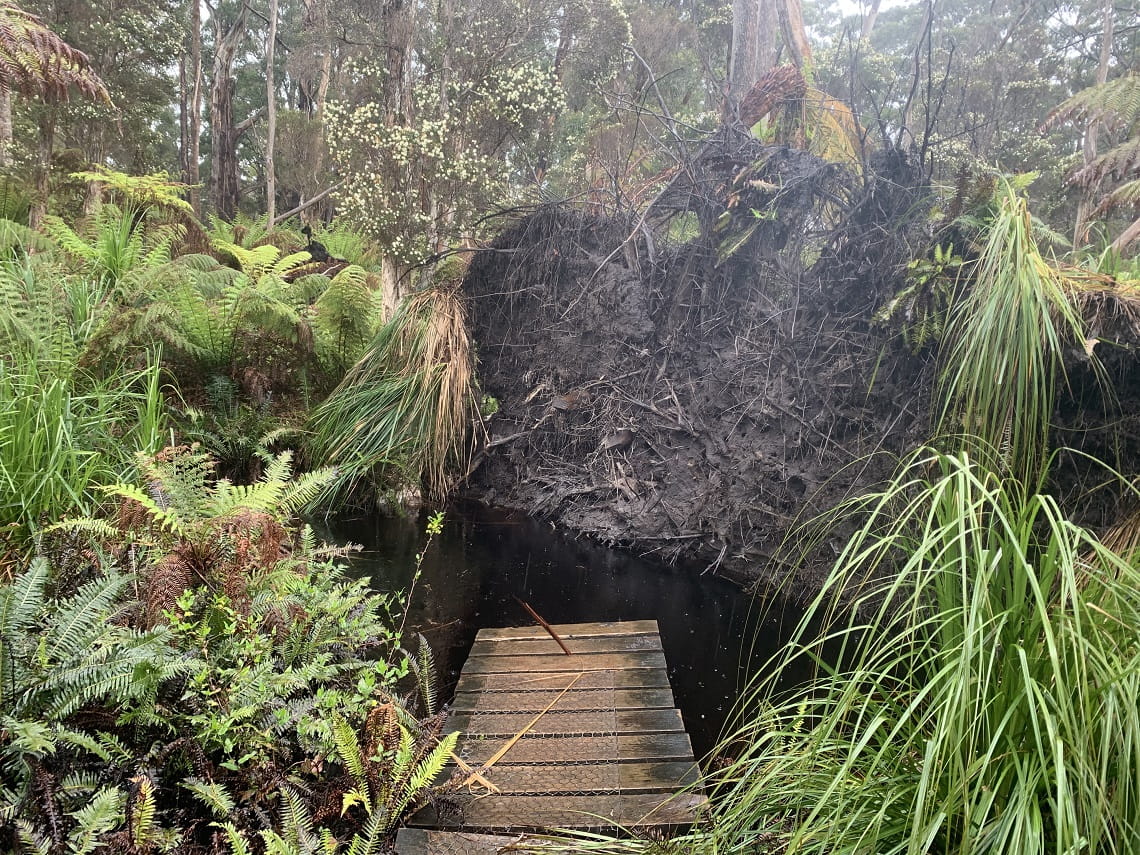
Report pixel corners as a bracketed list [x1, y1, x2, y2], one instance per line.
[315, 503, 809, 760]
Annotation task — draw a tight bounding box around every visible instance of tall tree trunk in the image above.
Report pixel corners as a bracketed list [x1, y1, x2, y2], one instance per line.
[188, 0, 203, 215]
[179, 55, 189, 184]
[209, 0, 250, 221]
[265, 0, 278, 226]
[1075, 0, 1113, 248]
[860, 0, 882, 40]
[779, 0, 813, 72]
[729, 0, 778, 106]
[0, 89, 12, 168]
[31, 110, 55, 227]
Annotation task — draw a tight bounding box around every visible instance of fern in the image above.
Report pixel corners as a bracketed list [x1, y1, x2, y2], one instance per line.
[413, 633, 438, 716]
[214, 822, 254, 855]
[128, 775, 159, 851]
[181, 777, 236, 818]
[67, 786, 124, 855]
[331, 715, 370, 800]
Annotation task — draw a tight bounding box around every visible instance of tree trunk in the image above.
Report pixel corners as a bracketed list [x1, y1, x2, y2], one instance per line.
[1075, 0, 1113, 248]
[189, 0, 203, 216]
[31, 110, 55, 227]
[265, 0, 278, 226]
[1111, 215, 1140, 254]
[209, 0, 250, 220]
[0, 89, 12, 168]
[779, 0, 813, 72]
[860, 0, 882, 40]
[729, 0, 778, 105]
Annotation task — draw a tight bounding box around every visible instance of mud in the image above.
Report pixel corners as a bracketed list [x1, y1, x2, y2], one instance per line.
[461, 136, 938, 591]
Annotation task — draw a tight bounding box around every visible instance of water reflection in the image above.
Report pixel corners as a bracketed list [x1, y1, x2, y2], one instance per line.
[315, 503, 807, 760]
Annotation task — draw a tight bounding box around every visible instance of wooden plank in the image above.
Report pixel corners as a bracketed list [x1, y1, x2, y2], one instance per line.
[415, 792, 705, 829]
[412, 621, 702, 835]
[438, 761, 699, 795]
[448, 708, 684, 737]
[469, 633, 662, 657]
[475, 620, 659, 641]
[455, 732, 696, 765]
[454, 668, 671, 692]
[395, 829, 552, 854]
[450, 687, 676, 713]
[461, 651, 666, 675]
[618, 761, 700, 793]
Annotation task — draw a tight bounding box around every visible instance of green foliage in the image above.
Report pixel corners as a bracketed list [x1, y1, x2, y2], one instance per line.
[69, 167, 194, 218]
[690, 449, 1140, 854]
[875, 242, 965, 350]
[0, 561, 175, 846]
[41, 203, 181, 286]
[0, 560, 173, 722]
[1, 441, 444, 851]
[330, 710, 458, 838]
[312, 264, 382, 377]
[938, 181, 1093, 484]
[0, 254, 165, 563]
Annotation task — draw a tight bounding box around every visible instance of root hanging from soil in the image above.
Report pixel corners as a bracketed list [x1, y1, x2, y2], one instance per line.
[461, 135, 936, 589]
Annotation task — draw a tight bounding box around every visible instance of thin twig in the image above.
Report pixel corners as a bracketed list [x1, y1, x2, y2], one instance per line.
[515, 597, 572, 655]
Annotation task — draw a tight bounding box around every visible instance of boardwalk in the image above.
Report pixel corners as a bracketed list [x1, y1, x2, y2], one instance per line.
[399, 620, 705, 852]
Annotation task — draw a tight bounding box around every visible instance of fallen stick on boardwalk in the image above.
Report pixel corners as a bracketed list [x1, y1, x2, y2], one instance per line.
[515, 597, 573, 655]
[458, 672, 584, 789]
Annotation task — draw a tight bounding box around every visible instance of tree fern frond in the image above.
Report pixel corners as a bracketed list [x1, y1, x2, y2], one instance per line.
[1046, 74, 1140, 129]
[1071, 136, 1140, 189]
[101, 483, 189, 538]
[1101, 177, 1140, 212]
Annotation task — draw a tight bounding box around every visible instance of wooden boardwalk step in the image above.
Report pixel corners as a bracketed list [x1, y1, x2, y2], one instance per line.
[449, 687, 676, 713]
[404, 620, 705, 843]
[394, 829, 551, 854]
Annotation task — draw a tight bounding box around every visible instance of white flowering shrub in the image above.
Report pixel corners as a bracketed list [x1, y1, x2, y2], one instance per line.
[325, 0, 628, 265]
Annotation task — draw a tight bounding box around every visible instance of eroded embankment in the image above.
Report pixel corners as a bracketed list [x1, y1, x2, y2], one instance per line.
[461, 135, 937, 591]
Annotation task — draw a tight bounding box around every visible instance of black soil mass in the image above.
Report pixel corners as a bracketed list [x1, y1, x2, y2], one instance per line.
[461, 133, 939, 590]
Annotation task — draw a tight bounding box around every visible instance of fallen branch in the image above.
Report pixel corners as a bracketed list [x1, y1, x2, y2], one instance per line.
[515, 598, 572, 655]
[271, 181, 344, 225]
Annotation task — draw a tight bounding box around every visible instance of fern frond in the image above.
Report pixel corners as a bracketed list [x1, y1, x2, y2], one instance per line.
[1046, 74, 1140, 129]
[182, 777, 236, 818]
[67, 786, 124, 855]
[15, 820, 53, 855]
[128, 775, 159, 850]
[331, 716, 369, 796]
[212, 822, 253, 855]
[102, 483, 189, 538]
[414, 633, 438, 716]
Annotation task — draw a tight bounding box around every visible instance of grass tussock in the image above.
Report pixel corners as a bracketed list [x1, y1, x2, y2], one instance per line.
[307, 285, 476, 501]
[938, 184, 1089, 485]
[693, 448, 1140, 855]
